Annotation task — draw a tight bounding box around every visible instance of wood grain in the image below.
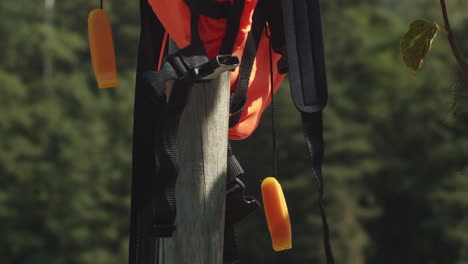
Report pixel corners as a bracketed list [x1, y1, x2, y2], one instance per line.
[160, 41, 230, 263]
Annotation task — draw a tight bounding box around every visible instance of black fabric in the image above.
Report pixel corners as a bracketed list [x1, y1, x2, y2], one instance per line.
[142, 64, 178, 98]
[223, 224, 240, 264]
[219, 0, 246, 55]
[228, 3, 266, 127]
[177, 40, 209, 70]
[225, 144, 241, 264]
[130, 1, 205, 264]
[144, 15, 207, 257]
[301, 112, 334, 264]
[280, 0, 334, 262]
[224, 143, 260, 264]
[281, 0, 327, 113]
[142, 45, 210, 98]
[132, 203, 161, 264]
[265, 0, 285, 53]
[264, 0, 288, 74]
[137, 2, 209, 243]
[184, 0, 231, 19]
[152, 79, 193, 237]
[129, 0, 166, 263]
[227, 143, 244, 184]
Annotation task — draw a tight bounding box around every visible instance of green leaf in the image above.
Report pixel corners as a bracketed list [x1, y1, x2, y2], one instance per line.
[400, 19, 440, 72]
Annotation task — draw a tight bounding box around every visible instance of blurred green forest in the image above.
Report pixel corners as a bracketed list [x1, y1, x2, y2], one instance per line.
[1, 0, 468, 263]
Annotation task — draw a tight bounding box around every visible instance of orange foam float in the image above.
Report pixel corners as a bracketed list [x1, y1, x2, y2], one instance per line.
[88, 9, 118, 88]
[261, 177, 292, 251]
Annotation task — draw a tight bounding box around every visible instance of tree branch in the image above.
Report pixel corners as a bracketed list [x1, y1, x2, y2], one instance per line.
[440, 0, 468, 75]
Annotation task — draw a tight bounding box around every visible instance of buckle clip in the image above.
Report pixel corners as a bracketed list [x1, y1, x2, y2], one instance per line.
[226, 178, 260, 225]
[195, 55, 240, 80]
[142, 54, 239, 99]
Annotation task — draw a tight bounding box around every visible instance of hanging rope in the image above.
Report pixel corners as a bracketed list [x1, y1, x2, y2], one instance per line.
[265, 24, 277, 179]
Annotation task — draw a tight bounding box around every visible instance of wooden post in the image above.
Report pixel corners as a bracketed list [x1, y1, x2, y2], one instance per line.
[159, 42, 230, 263]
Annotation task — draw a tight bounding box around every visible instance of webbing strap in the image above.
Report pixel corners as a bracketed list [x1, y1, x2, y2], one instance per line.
[282, 0, 327, 113]
[224, 143, 243, 264]
[131, 1, 209, 263]
[148, 0, 208, 239]
[223, 224, 240, 264]
[224, 143, 260, 264]
[227, 143, 245, 183]
[129, 0, 166, 263]
[131, 56, 195, 264]
[280, 0, 334, 262]
[229, 3, 266, 127]
[219, 0, 246, 55]
[152, 79, 193, 237]
[301, 111, 334, 264]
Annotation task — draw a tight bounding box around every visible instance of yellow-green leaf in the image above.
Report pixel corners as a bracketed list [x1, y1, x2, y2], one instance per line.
[400, 19, 440, 73]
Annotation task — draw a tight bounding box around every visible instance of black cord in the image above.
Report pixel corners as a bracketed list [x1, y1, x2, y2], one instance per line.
[100, 0, 103, 9]
[265, 25, 277, 179]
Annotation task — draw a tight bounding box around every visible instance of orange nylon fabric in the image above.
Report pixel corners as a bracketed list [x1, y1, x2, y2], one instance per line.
[148, 0, 285, 140]
[229, 32, 284, 140]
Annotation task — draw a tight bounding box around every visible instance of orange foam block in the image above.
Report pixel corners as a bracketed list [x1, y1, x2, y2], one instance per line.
[88, 9, 118, 88]
[261, 177, 292, 251]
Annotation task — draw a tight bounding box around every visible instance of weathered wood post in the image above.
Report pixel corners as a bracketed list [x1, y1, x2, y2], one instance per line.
[159, 41, 230, 263]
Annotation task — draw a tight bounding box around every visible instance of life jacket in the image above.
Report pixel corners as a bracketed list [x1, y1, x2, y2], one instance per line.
[124, 0, 334, 264]
[148, 0, 285, 140]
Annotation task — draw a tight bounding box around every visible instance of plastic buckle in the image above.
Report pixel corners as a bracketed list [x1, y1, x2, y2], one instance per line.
[166, 52, 193, 79]
[226, 178, 260, 225]
[195, 55, 240, 80]
[142, 54, 239, 99]
[142, 54, 185, 99]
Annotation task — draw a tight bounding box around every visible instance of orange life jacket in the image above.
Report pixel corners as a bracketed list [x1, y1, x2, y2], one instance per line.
[126, 1, 334, 263]
[148, 0, 285, 140]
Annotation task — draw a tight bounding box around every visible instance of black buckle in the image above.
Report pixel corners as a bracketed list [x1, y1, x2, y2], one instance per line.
[141, 70, 170, 99]
[166, 52, 194, 79]
[143, 53, 239, 99]
[226, 178, 260, 225]
[195, 55, 240, 80]
[141, 51, 197, 98]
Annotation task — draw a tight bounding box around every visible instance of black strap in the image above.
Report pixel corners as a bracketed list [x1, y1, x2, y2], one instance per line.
[129, 0, 166, 264]
[184, 0, 231, 19]
[264, 0, 285, 54]
[264, 0, 289, 74]
[130, 1, 209, 264]
[280, 0, 334, 262]
[223, 224, 240, 264]
[145, 0, 208, 239]
[130, 80, 192, 264]
[281, 0, 327, 113]
[152, 79, 193, 237]
[229, 3, 266, 127]
[224, 143, 260, 264]
[148, 3, 208, 240]
[219, 0, 246, 55]
[301, 111, 334, 264]
[142, 44, 210, 99]
[227, 143, 245, 184]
